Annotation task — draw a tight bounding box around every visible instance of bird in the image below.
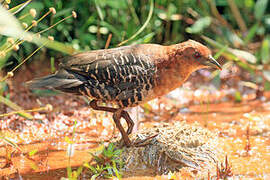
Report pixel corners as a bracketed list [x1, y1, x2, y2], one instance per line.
[27, 40, 222, 147]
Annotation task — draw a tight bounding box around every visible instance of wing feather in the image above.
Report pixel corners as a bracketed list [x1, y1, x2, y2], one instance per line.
[58, 45, 157, 102]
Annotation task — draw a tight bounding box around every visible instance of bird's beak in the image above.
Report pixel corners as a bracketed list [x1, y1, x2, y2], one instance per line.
[208, 55, 222, 70]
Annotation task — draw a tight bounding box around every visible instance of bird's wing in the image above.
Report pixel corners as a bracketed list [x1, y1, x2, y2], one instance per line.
[59, 45, 158, 103]
[59, 45, 134, 71]
[60, 45, 156, 85]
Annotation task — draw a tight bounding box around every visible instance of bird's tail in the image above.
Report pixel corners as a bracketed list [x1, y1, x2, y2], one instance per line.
[26, 69, 85, 92]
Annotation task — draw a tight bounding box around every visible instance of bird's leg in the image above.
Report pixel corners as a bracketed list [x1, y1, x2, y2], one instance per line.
[90, 100, 117, 113]
[89, 100, 132, 146]
[89, 100, 134, 132]
[121, 110, 134, 135]
[113, 109, 132, 146]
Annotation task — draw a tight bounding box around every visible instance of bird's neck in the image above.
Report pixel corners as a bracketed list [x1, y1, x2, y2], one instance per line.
[153, 44, 199, 96]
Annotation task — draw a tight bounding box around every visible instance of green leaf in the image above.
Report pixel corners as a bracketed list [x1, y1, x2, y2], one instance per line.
[223, 29, 244, 47]
[76, 165, 84, 177]
[244, 22, 259, 44]
[186, 16, 212, 34]
[112, 160, 121, 178]
[50, 57, 56, 73]
[30, 161, 38, 171]
[64, 136, 73, 144]
[89, 152, 103, 163]
[113, 149, 122, 156]
[83, 162, 91, 169]
[29, 149, 38, 156]
[96, 164, 104, 171]
[142, 32, 155, 43]
[202, 36, 257, 64]
[95, 0, 104, 21]
[245, 0, 255, 8]
[133, 32, 156, 44]
[264, 81, 270, 91]
[105, 164, 113, 175]
[167, 3, 177, 18]
[106, 0, 127, 9]
[107, 143, 114, 152]
[254, 0, 269, 21]
[103, 148, 112, 158]
[234, 91, 242, 102]
[214, 45, 228, 59]
[32, 36, 78, 55]
[237, 61, 255, 73]
[88, 165, 98, 174]
[100, 21, 121, 38]
[8, 0, 31, 14]
[230, 49, 257, 64]
[261, 36, 270, 64]
[67, 166, 72, 179]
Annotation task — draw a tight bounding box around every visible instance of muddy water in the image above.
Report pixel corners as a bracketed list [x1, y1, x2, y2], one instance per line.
[1, 91, 270, 179]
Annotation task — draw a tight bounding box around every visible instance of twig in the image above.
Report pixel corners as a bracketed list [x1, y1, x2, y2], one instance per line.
[105, 33, 112, 49]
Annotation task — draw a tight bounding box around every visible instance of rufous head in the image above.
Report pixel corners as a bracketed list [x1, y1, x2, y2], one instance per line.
[175, 40, 222, 70]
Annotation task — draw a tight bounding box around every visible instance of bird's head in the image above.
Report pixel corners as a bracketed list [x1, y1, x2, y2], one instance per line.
[174, 40, 222, 70]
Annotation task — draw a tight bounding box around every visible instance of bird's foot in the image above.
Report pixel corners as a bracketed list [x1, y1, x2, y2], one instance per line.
[118, 133, 158, 148]
[133, 133, 158, 147]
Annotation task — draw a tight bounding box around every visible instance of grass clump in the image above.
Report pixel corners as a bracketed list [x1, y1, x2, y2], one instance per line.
[62, 143, 124, 180]
[85, 143, 124, 179]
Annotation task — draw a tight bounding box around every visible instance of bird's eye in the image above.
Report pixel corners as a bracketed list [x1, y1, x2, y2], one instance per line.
[194, 51, 201, 58]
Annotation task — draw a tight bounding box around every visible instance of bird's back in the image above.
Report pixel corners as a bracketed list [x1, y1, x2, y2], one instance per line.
[29, 44, 167, 107]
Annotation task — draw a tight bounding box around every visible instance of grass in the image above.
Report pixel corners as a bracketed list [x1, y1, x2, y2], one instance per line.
[63, 143, 124, 179]
[85, 143, 124, 179]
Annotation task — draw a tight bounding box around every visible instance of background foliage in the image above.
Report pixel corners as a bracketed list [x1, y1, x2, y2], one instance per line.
[1, 0, 269, 68]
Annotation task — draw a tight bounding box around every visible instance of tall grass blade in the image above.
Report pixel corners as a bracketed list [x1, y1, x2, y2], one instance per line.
[117, 0, 154, 46]
[261, 35, 270, 64]
[8, 0, 32, 14]
[244, 23, 259, 44]
[254, 0, 269, 21]
[202, 36, 257, 64]
[0, 95, 33, 119]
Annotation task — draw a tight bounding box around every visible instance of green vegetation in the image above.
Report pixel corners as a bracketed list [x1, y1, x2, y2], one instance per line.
[1, 0, 270, 78]
[85, 143, 124, 179]
[63, 143, 123, 179]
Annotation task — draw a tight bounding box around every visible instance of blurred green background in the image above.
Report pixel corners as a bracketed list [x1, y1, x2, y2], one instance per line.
[1, 0, 270, 80]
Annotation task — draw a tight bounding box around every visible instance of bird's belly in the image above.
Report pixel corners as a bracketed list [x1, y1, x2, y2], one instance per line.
[113, 88, 155, 108]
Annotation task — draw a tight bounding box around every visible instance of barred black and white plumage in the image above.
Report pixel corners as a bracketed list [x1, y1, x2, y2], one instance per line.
[28, 44, 158, 108]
